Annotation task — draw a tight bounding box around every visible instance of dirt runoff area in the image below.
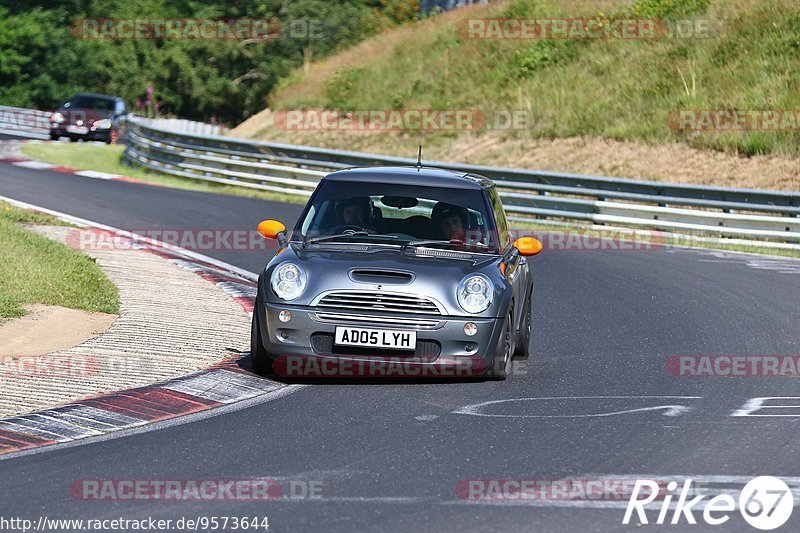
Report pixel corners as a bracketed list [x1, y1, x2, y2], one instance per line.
[0, 304, 117, 358]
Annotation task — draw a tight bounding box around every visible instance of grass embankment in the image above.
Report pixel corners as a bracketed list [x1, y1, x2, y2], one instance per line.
[233, 0, 800, 190]
[20, 142, 306, 204]
[0, 201, 119, 319]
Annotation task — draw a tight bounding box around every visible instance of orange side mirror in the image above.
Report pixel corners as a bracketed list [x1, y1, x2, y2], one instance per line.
[513, 237, 543, 256]
[258, 220, 286, 240]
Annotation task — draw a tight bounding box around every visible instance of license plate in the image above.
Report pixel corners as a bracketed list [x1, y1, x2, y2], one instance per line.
[66, 125, 88, 134]
[334, 327, 416, 350]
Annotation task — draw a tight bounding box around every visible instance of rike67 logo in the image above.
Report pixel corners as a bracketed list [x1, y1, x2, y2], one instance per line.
[623, 477, 793, 530]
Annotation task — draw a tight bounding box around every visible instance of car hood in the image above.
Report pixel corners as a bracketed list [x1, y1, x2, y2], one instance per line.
[261, 243, 509, 318]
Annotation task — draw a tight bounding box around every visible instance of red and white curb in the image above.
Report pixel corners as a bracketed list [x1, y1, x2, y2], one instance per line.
[0, 197, 282, 458]
[0, 156, 154, 186]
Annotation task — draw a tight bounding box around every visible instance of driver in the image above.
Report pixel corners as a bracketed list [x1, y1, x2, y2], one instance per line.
[336, 196, 373, 228]
[431, 202, 469, 241]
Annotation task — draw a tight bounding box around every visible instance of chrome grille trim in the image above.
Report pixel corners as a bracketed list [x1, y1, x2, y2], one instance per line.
[310, 312, 442, 329]
[311, 290, 444, 316]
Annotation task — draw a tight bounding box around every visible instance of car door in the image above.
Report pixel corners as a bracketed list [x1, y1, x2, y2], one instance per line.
[487, 187, 528, 327]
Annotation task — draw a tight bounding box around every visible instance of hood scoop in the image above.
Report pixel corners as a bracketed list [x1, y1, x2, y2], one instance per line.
[349, 269, 414, 285]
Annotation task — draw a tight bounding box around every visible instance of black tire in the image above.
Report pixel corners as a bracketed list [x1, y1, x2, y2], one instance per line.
[49, 133, 59, 141]
[69, 136, 79, 142]
[487, 311, 514, 380]
[513, 287, 532, 359]
[250, 309, 273, 375]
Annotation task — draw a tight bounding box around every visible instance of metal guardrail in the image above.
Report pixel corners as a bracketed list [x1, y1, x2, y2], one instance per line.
[123, 115, 800, 245]
[138, 117, 225, 136]
[0, 105, 51, 140]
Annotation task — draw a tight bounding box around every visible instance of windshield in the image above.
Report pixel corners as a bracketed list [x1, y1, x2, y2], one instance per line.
[64, 96, 115, 111]
[294, 179, 498, 252]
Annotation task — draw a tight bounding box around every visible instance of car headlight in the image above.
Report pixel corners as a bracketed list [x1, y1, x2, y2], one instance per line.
[457, 274, 493, 314]
[51, 112, 64, 123]
[93, 118, 112, 129]
[270, 263, 307, 301]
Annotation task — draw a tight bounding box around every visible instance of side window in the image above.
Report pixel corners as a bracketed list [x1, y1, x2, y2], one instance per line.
[488, 188, 510, 250]
[301, 205, 316, 235]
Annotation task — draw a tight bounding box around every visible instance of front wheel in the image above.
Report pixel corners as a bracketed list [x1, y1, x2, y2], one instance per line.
[250, 309, 273, 375]
[513, 287, 532, 359]
[487, 311, 514, 380]
[49, 133, 59, 141]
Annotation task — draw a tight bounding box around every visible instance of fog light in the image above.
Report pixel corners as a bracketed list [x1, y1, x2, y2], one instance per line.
[280, 330, 289, 340]
[279, 310, 292, 323]
[464, 322, 478, 336]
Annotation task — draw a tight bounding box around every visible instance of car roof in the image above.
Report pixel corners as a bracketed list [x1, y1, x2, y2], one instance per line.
[324, 166, 494, 190]
[70, 93, 119, 101]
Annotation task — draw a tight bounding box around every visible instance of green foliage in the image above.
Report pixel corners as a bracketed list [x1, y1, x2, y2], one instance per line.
[325, 67, 373, 110]
[0, 0, 419, 124]
[631, 0, 709, 18]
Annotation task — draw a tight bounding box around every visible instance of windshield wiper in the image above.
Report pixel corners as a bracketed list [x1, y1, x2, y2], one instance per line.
[404, 239, 489, 250]
[303, 231, 399, 247]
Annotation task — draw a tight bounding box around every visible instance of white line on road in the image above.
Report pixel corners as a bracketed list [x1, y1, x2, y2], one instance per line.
[453, 396, 703, 418]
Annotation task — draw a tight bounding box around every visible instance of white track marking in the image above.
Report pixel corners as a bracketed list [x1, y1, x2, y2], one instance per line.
[163, 369, 282, 403]
[46, 405, 146, 430]
[73, 170, 120, 180]
[453, 396, 703, 418]
[12, 161, 57, 170]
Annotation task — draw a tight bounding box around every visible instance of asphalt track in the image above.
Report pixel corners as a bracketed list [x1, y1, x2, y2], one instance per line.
[1, 161, 799, 532]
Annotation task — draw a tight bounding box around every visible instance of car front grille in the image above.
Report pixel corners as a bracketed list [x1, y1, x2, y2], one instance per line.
[311, 312, 441, 329]
[315, 291, 441, 316]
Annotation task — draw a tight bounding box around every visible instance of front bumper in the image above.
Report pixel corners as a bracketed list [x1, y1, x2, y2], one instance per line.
[50, 126, 113, 141]
[257, 302, 505, 378]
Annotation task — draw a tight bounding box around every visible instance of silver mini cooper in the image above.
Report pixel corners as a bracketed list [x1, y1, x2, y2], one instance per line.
[252, 166, 542, 379]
